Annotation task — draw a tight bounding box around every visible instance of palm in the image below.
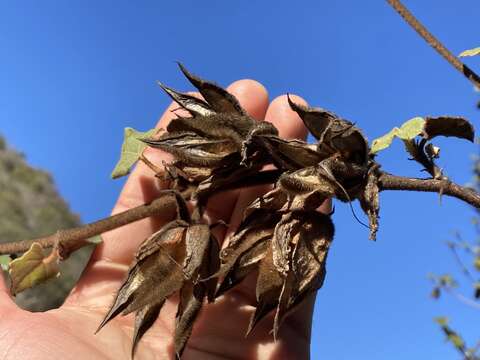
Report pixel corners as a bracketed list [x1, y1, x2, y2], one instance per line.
[0, 80, 319, 360]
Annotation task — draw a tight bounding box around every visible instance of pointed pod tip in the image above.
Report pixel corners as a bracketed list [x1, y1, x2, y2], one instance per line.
[286, 93, 295, 108]
[286, 94, 306, 114]
[94, 322, 106, 335]
[177, 62, 192, 79]
[95, 313, 114, 334]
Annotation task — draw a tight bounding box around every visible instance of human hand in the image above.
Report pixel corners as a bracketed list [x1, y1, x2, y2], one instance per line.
[0, 79, 322, 359]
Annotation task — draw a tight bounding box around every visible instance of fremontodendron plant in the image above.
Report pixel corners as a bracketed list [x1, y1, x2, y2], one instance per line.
[1, 1, 480, 358]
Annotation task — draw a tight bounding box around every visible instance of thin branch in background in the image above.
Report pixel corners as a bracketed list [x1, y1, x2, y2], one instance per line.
[447, 234, 476, 283]
[441, 285, 480, 310]
[386, 0, 480, 90]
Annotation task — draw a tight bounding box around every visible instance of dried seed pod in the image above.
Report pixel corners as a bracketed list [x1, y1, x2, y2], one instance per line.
[287, 95, 369, 166]
[217, 210, 334, 337]
[98, 212, 220, 358]
[104, 65, 384, 358]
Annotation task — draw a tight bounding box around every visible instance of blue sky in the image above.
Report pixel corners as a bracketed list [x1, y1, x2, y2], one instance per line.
[1, 1, 479, 358]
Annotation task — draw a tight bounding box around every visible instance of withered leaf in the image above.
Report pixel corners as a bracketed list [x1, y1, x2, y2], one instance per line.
[9, 243, 60, 295]
[423, 116, 474, 142]
[371, 116, 474, 154]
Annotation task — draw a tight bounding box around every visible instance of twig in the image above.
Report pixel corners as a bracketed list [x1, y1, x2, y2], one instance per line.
[1, 171, 480, 257]
[386, 0, 480, 89]
[447, 238, 476, 283]
[378, 172, 480, 208]
[0, 192, 180, 257]
[441, 285, 480, 310]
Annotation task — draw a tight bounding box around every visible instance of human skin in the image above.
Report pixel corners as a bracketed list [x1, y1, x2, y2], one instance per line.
[0, 79, 327, 359]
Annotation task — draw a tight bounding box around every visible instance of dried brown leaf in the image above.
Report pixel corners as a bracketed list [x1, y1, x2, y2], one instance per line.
[423, 116, 474, 142]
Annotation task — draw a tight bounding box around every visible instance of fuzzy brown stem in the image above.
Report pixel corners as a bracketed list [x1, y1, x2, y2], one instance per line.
[1, 171, 480, 257]
[386, 0, 480, 89]
[378, 172, 480, 208]
[0, 192, 179, 257]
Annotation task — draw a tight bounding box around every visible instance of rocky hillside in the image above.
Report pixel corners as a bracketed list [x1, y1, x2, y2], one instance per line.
[0, 135, 93, 311]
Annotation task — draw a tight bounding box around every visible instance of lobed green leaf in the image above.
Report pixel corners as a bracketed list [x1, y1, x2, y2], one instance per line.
[370, 117, 425, 153]
[111, 128, 158, 179]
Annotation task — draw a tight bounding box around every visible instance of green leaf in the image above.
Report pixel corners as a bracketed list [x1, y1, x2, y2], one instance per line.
[459, 47, 480, 57]
[0, 255, 11, 271]
[434, 316, 449, 326]
[371, 117, 425, 153]
[111, 128, 158, 179]
[9, 243, 60, 294]
[474, 256, 480, 271]
[370, 115, 474, 154]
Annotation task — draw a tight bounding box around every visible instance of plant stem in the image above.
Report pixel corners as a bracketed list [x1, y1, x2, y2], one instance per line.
[386, 0, 480, 89]
[378, 172, 480, 208]
[0, 192, 179, 257]
[1, 171, 479, 256]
